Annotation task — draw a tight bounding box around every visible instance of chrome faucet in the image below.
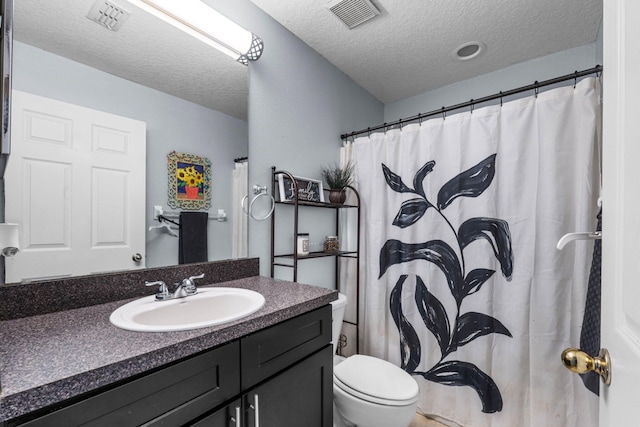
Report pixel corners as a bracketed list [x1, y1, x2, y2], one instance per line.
[180, 273, 204, 296]
[145, 273, 205, 301]
[145, 280, 172, 301]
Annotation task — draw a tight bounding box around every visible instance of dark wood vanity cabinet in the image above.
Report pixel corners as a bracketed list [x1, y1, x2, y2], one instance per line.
[7, 306, 332, 427]
[242, 346, 332, 427]
[194, 347, 332, 427]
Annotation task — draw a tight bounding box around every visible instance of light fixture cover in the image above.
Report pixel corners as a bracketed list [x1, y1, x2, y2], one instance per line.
[126, 0, 263, 64]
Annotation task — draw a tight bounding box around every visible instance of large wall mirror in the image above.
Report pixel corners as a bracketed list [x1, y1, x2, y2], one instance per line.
[6, 0, 249, 283]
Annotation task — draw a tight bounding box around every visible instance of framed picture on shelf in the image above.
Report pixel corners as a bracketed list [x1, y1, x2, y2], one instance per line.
[277, 174, 325, 202]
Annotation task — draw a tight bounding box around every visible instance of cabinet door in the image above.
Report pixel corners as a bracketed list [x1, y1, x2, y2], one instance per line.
[241, 305, 331, 390]
[244, 346, 332, 427]
[13, 342, 240, 427]
[190, 399, 242, 427]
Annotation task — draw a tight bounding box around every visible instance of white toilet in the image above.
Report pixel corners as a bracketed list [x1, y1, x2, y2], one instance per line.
[331, 293, 419, 427]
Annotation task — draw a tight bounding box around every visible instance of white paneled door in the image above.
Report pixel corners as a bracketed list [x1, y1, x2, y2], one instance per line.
[5, 91, 146, 283]
[600, 0, 640, 425]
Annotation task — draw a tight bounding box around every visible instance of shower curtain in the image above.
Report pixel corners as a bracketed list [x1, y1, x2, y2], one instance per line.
[232, 161, 248, 258]
[351, 78, 600, 427]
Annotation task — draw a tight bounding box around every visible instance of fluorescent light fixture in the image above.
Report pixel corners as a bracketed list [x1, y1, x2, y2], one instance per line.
[126, 0, 263, 65]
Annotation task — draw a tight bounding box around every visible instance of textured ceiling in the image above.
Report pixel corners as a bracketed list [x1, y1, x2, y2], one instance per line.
[250, 0, 603, 104]
[14, 0, 603, 121]
[14, 0, 249, 120]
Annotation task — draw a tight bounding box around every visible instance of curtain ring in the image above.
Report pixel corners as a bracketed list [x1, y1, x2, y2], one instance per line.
[534, 82, 539, 98]
[419, 115, 424, 126]
[499, 91, 503, 107]
[383, 123, 388, 134]
[399, 121, 403, 130]
[574, 71, 579, 88]
[367, 127, 371, 138]
[470, 100, 475, 114]
[441, 107, 446, 120]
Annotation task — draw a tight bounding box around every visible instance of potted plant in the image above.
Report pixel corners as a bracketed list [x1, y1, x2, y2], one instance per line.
[321, 161, 354, 204]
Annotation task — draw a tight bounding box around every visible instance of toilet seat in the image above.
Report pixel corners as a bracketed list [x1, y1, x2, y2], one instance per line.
[333, 354, 419, 406]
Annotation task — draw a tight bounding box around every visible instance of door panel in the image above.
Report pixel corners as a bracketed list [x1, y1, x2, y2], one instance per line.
[601, 0, 640, 424]
[5, 91, 146, 282]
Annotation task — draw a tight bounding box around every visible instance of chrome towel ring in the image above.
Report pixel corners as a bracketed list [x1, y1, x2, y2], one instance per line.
[242, 185, 275, 221]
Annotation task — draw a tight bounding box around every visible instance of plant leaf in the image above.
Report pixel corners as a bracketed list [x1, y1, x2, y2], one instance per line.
[452, 312, 512, 350]
[379, 240, 463, 300]
[437, 154, 497, 210]
[461, 269, 496, 300]
[413, 160, 436, 198]
[458, 217, 514, 280]
[392, 198, 431, 228]
[421, 361, 504, 413]
[382, 163, 414, 193]
[415, 275, 450, 356]
[390, 275, 421, 373]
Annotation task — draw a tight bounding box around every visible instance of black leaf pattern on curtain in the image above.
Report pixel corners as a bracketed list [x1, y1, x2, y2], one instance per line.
[459, 217, 514, 280]
[419, 361, 504, 413]
[390, 275, 421, 373]
[380, 154, 514, 414]
[437, 154, 496, 210]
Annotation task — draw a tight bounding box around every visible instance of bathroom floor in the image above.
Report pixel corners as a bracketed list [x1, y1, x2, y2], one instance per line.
[409, 414, 448, 427]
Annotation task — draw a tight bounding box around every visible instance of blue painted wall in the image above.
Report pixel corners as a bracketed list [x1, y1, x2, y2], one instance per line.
[220, 0, 384, 283]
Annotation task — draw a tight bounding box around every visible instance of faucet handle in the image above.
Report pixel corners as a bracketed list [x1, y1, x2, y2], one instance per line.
[182, 273, 204, 294]
[145, 280, 171, 300]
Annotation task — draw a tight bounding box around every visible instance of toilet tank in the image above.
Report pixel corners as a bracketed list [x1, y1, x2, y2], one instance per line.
[330, 293, 348, 355]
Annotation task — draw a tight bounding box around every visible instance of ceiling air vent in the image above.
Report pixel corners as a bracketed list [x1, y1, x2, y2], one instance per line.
[326, 0, 380, 29]
[87, 0, 131, 32]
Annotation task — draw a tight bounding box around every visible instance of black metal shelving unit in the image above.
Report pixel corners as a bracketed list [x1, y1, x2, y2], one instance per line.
[270, 166, 360, 353]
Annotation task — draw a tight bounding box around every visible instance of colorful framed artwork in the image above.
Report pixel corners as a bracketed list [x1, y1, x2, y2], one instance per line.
[167, 151, 211, 210]
[277, 174, 325, 202]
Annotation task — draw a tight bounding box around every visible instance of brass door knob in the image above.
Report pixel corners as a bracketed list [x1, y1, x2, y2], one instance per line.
[561, 348, 611, 385]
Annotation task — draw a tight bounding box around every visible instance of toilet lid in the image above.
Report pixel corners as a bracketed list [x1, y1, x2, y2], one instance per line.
[333, 355, 419, 405]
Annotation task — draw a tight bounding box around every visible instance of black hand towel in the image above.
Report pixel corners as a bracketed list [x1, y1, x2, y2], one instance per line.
[178, 211, 208, 264]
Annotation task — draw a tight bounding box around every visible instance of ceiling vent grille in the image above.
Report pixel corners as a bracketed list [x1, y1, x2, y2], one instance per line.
[87, 0, 131, 32]
[326, 0, 380, 29]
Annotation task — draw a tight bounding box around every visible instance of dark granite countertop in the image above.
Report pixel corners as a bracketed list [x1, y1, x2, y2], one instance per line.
[0, 276, 337, 422]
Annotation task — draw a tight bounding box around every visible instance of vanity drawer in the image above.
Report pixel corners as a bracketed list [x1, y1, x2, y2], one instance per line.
[241, 305, 331, 389]
[14, 341, 240, 427]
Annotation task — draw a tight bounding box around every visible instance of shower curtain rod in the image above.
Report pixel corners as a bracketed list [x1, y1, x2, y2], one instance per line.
[341, 65, 603, 140]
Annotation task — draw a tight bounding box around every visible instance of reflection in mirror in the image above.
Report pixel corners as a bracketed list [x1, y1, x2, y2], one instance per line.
[6, 0, 250, 283]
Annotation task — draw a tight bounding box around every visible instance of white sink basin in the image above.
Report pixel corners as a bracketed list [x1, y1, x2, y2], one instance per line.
[110, 287, 265, 332]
